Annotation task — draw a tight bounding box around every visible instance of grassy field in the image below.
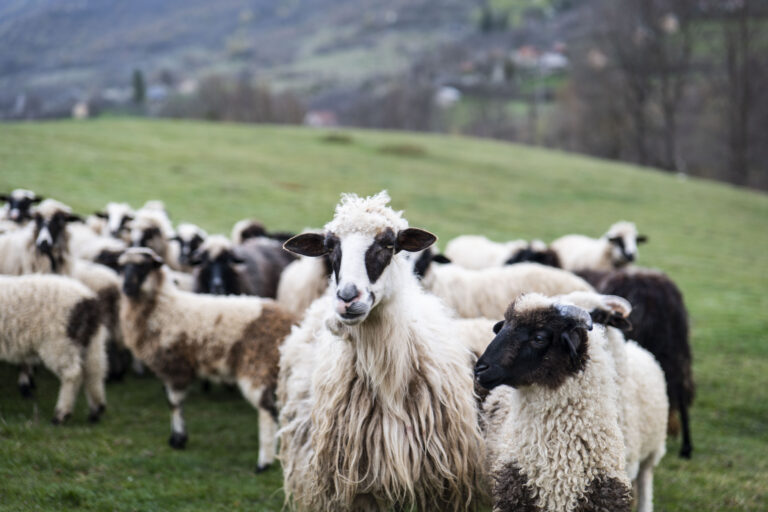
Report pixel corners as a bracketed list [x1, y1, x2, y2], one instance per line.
[0, 119, 766, 511]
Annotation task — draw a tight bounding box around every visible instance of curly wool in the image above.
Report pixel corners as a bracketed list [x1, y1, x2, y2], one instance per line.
[324, 191, 409, 237]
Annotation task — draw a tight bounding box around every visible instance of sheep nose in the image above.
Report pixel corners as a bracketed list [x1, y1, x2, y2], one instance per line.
[474, 362, 489, 378]
[37, 239, 51, 253]
[337, 284, 359, 303]
[626, 253, 636, 262]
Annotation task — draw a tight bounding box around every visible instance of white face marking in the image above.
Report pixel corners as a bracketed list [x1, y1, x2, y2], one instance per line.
[36, 226, 52, 246]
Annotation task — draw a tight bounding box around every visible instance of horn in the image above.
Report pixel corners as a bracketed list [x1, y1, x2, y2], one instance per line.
[554, 304, 593, 331]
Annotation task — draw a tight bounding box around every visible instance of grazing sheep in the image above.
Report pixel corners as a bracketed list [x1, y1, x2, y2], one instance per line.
[1, 189, 42, 225]
[231, 219, 295, 245]
[94, 202, 134, 241]
[0, 274, 108, 423]
[118, 248, 296, 471]
[559, 291, 668, 512]
[417, 258, 594, 319]
[275, 255, 332, 318]
[445, 235, 528, 270]
[577, 267, 694, 458]
[551, 221, 648, 272]
[193, 235, 296, 297]
[278, 191, 485, 512]
[168, 223, 207, 272]
[475, 293, 632, 512]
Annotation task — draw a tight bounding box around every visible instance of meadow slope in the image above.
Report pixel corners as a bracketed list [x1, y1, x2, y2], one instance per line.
[0, 119, 766, 511]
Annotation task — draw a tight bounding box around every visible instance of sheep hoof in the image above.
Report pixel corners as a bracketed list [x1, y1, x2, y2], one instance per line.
[679, 445, 693, 459]
[255, 463, 272, 474]
[51, 413, 71, 426]
[88, 405, 106, 423]
[169, 432, 188, 449]
[18, 383, 34, 398]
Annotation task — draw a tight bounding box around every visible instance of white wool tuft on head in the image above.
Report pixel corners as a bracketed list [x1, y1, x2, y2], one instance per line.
[36, 199, 72, 217]
[324, 190, 408, 237]
[606, 221, 638, 238]
[199, 234, 233, 260]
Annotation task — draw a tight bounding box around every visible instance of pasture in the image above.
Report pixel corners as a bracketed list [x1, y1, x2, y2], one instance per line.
[0, 118, 766, 511]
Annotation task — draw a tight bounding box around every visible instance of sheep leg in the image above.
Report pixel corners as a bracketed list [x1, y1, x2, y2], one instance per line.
[165, 386, 189, 449]
[237, 378, 277, 473]
[635, 456, 655, 512]
[38, 341, 83, 424]
[678, 388, 693, 458]
[83, 330, 108, 423]
[17, 364, 36, 398]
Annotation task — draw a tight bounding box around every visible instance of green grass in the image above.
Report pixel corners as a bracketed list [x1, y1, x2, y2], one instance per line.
[1, 118, 767, 511]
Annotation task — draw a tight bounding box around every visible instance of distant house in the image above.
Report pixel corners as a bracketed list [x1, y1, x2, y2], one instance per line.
[304, 110, 338, 127]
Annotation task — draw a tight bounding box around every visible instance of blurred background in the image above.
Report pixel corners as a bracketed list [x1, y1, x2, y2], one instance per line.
[1, 0, 766, 189]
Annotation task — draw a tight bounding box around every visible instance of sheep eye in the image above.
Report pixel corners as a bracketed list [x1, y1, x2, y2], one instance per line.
[531, 330, 550, 347]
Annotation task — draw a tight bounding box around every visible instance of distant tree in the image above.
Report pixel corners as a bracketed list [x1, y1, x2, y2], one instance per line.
[132, 69, 146, 104]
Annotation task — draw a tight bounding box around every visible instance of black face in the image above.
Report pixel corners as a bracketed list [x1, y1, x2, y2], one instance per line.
[474, 306, 590, 391]
[122, 259, 161, 297]
[34, 211, 75, 254]
[176, 234, 204, 266]
[194, 250, 244, 295]
[2, 195, 41, 223]
[134, 227, 162, 249]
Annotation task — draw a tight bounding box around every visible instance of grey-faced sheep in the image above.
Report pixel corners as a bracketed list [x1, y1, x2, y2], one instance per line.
[551, 221, 648, 272]
[0, 274, 108, 424]
[117, 247, 296, 471]
[475, 293, 632, 512]
[278, 191, 485, 512]
[577, 267, 694, 459]
[193, 235, 296, 297]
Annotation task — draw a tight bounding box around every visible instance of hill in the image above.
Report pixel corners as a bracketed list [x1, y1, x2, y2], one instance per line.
[0, 119, 766, 511]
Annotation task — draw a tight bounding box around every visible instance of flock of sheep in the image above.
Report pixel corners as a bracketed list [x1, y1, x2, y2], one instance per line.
[0, 188, 695, 512]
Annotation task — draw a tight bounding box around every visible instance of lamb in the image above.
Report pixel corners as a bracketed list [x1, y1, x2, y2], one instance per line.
[193, 235, 296, 297]
[168, 222, 207, 272]
[278, 191, 485, 511]
[551, 221, 648, 272]
[417, 256, 595, 319]
[275, 255, 332, 318]
[444, 234, 529, 269]
[0, 274, 108, 424]
[117, 247, 296, 471]
[577, 267, 694, 458]
[475, 293, 632, 512]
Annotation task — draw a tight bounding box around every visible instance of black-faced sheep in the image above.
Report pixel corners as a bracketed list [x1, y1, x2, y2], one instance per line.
[475, 293, 632, 512]
[117, 248, 296, 471]
[193, 235, 296, 297]
[94, 202, 134, 241]
[577, 267, 694, 459]
[1, 188, 42, 226]
[168, 222, 207, 272]
[551, 221, 648, 272]
[0, 274, 108, 424]
[278, 191, 485, 511]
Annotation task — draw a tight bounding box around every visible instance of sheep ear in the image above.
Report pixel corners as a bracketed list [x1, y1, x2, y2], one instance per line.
[94, 211, 108, 219]
[608, 236, 622, 244]
[31, 197, 43, 204]
[67, 213, 84, 223]
[170, 235, 182, 242]
[231, 254, 246, 264]
[432, 254, 451, 264]
[636, 235, 648, 244]
[283, 233, 328, 257]
[493, 320, 504, 334]
[188, 251, 205, 266]
[0, 194, 9, 201]
[560, 330, 582, 364]
[396, 228, 436, 253]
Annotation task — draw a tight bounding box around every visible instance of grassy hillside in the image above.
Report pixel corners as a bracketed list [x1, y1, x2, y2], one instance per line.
[0, 119, 766, 511]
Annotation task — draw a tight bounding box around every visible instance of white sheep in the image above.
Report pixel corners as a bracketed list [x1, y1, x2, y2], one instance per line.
[118, 247, 296, 471]
[475, 293, 632, 512]
[444, 234, 529, 269]
[559, 291, 668, 512]
[551, 221, 648, 272]
[0, 274, 108, 423]
[418, 259, 594, 319]
[278, 191, 485, 511]
[275, 255, 331, 318]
